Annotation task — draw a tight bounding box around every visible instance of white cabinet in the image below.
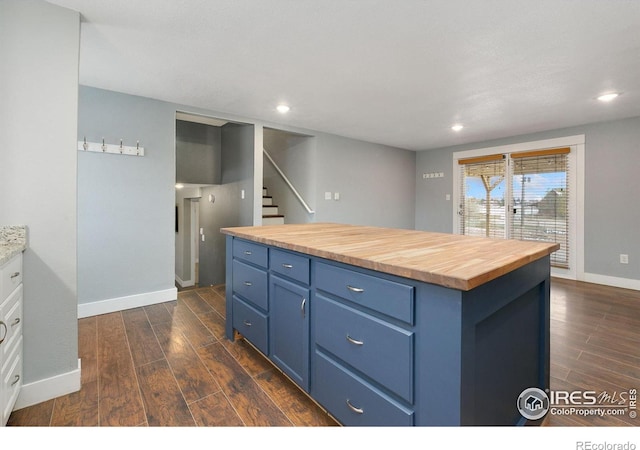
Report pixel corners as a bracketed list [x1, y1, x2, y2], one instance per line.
[0, 253, 23, 426]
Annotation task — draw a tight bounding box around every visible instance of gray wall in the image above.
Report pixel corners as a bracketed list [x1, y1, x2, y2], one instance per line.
[198, 123, 255, 286]
[78, 87, 259, 305]
[221, 123, 256, 226]
[314, 133, 416, 229]
[176, 120, 221, 185]
[0, 0, 79, 384]
[264, 128, 316, 224]
[415, 116, 640, 281]
[78, 87, 176, 303]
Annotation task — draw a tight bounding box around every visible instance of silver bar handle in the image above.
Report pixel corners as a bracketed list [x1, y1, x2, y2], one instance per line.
[11, 374, 20, 386]
[244, 250, 252, 255]
[0, 321, 6, 344]
[346, 335, 364, 346]
[243, 320, 252, 327]
[347, 285, 364, 293]
[301, 297, 306, 318]
[11, 317, 20, 327]
[10, 271, 20, 279]
[346, 399, 364, 414]
[282, 263, 293, 269]
[244, 281, 252, 286]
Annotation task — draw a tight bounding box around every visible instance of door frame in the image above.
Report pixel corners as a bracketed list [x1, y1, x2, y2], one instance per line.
[452, 134, 585, 281]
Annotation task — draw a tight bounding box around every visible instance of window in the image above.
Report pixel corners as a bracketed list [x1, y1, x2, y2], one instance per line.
[454, 136, 583, 277]
[458, 154, 506, 239]
[510, 148, 570, 268]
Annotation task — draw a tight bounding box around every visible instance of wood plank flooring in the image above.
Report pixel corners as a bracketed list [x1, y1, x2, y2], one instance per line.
[7, 278, 640, 427]
[543, 277, 640, 426]
[7, 284, 336, 427]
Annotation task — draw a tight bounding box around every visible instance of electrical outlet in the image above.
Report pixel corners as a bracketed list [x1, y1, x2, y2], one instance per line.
[620, 254, 629, 264]
[325, 192, 332, 200]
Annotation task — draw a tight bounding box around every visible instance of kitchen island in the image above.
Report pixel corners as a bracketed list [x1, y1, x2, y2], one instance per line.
[221, 223, 559, 426]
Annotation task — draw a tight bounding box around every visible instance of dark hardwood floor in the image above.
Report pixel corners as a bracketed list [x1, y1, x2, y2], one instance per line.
[7, 278, 640, 427]
[543, 277, 640, 426]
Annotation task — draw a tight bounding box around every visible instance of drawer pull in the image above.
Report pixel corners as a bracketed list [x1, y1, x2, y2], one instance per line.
[243, 281, 252, 286]
[11, 317, 20, 327]
[244, 250, 252, 255]
[282, 263, 293, 269]
[243, 320, 252, 327]
[10, 271, 20, 279]
[0, 321, 6, 344]
[300, 297, 306, 318]
[346, 285, 364, 293]
[346, 399, 364, 414]
[11, 374, 20, 386]
[346, 334, 364, 346]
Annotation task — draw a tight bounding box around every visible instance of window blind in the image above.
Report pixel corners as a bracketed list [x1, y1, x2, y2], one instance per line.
[458, 155, 506, 238]
[510, 149, 569, 268]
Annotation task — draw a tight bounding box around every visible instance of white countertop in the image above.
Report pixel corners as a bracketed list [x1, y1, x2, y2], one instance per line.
[0, 226, 27, 266]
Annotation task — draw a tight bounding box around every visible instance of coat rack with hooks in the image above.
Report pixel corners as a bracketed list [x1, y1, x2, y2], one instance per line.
[77, 137, 145, 156]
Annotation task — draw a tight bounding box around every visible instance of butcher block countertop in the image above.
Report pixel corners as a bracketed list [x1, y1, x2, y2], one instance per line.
[221, 223, 559, 291]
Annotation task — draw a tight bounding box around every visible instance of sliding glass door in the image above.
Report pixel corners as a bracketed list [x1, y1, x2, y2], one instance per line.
[457, 147, 571, 269]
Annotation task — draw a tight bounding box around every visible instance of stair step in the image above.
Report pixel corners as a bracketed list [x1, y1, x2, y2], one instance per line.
[262, 215, 285, 225]
[262, 187, 283, 225]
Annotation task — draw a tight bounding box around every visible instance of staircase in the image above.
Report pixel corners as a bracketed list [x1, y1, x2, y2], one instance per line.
[262, 187, 285, 225]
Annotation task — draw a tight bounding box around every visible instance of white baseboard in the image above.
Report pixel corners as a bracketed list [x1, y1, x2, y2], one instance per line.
[14, 358, 81, 410]
[582, 272, 640, 291]
[175, 274, 194, 288]
[77, 287, 178, 318]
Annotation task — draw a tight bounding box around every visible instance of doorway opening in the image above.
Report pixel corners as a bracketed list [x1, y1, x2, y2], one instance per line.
[174, 111, 256, 290]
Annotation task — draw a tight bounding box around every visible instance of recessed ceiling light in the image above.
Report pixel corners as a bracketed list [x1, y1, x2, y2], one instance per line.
[276, 104, 290, 113]
[597, 92, 620, 102]
[451, 124, 464, 131]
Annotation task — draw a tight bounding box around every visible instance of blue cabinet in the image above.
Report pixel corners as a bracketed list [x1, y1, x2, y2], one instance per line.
[314, 294, 414, 404]
[225, 235, 551, 426]
[231, 295, 268, 355]
[226, 239, 311, 392]
[269, 275, 309, 390]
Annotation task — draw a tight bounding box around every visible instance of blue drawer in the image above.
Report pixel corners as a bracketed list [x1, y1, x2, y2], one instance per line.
[270, 248, 310, 285]
[232, 296, 268, 355]
[315, 294, 413, 403]
[315, 262, 414, 324]
[313, 351, 414, 426]
[233, 239, 268, 268]
[232, 259, 268, 311]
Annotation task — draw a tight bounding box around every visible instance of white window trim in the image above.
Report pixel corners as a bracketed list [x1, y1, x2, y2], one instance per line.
[452, 135, 585, 281]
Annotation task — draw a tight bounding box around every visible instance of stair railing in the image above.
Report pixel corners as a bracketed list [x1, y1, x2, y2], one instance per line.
[263, 148, 315, 214]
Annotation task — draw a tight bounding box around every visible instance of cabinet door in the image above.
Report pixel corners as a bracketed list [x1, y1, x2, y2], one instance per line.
[269, 275, 309, 391]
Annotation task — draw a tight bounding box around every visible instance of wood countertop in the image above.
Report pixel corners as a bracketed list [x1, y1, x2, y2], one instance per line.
[221, 223, 560, 291]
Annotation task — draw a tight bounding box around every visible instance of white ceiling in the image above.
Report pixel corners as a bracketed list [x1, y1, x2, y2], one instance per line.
[47, 0, 640, 151]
